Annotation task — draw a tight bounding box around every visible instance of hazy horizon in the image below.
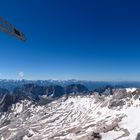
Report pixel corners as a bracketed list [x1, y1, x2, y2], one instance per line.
[1, 78, 140, 83]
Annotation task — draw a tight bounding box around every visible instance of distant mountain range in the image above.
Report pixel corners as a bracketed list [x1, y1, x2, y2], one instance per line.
[0, 79, 140, 91]
[0, 83, 89, 112]
[0, 79, 139, 113]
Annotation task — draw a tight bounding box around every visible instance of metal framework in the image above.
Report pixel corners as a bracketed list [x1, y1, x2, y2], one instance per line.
[0, 17, 26, 42]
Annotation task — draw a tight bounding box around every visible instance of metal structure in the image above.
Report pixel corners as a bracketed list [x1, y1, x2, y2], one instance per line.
[0, 17, 26, 41]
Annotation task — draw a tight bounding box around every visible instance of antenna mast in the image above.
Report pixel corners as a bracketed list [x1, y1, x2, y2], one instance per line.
[0, 17, 26, 41]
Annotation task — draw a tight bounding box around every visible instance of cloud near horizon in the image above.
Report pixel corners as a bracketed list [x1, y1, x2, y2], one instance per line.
[18, 72, 24, 78]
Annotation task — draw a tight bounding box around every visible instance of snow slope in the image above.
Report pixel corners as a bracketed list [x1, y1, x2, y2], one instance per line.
[126, 88, 137, 93]
[0, 89, 140, 140]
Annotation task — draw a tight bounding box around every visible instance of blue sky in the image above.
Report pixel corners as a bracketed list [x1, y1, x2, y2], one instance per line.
[0, 0, 140, 80]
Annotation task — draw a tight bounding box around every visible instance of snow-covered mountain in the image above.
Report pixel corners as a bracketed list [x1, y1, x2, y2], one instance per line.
[0, 87, 140, 140]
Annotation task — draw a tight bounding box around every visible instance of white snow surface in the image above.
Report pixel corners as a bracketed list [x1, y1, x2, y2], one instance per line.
[0, 91, 140, 139]
[126, 88, 137, 93]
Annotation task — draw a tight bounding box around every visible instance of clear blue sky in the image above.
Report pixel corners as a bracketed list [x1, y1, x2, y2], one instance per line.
[0, 0, 140, 80]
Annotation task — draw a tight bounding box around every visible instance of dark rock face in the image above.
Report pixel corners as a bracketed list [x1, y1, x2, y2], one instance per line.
[0, 88, 9, 97]
[94, 85, 113, 95]
[109, 100, 125, 108]
[136, 133, 140, 140]
[0, 93, 13, 112]
[65, 84, 89, 94]
[108, 89, 131, 109]
[0, 87, 30, 112]
[13, 84, 47, 101]
[91, 132, 102, 140]
[113, 89, 132, 100]
[46, 85, 65, 98]
[0, 88, 12, 112]
[13, 84, 65, 100]
[0, 88, 10, 102]
[132, 89, 140, 100]
[12, 83, 90, 104]
[0, 83, 89, 112]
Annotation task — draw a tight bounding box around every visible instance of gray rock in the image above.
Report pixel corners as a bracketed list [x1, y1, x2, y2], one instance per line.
[109, 100, 125, 108]
[136, 133, 140, 140]
[91, 132, 102, 140]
